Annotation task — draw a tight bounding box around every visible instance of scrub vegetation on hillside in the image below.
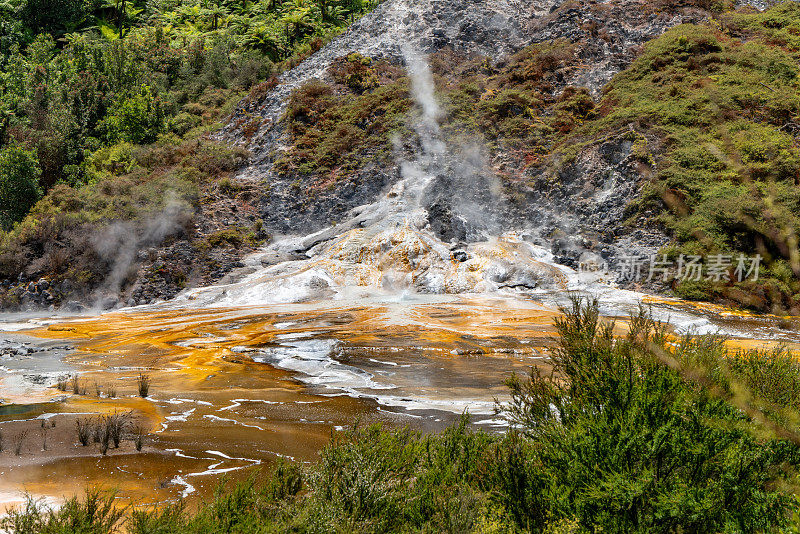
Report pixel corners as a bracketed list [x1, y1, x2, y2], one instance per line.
[1, 1, 799, 311]
[591, 6, 800, 313]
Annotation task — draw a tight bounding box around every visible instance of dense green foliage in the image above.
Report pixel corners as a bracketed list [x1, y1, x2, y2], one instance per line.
[2, 0, 378, 59]
[0, 145, 40, 229]
[0, 0, 379, 197]
[0, 0, 378, 302]
[4, 300, 800, 533]
[589, 7, 800, 312]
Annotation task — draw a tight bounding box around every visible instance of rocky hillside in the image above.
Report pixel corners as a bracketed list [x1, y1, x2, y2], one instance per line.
[223, 0, 707, 235]
[218, 0, 798, 312]
[2, 0, 798, 313]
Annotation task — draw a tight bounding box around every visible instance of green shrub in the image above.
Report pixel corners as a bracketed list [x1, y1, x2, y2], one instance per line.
[102, 86, 166, 145]
[218, 177, 244, 196]
[0, 146, 42, 230]
[86, 142, 137, 180]
[189, 142, 249, 175]
[1, 490, 125, 533]
[169, 112, 202, 136]
[330, 53, 380, 93]
[502, 298, 800, 532]
[206, 227, 256, 248]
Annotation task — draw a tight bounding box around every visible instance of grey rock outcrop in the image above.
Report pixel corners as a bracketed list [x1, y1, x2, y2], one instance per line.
[216, 0, 770, 277]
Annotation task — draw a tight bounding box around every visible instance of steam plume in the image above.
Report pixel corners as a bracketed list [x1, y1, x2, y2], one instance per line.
[92, 193, 191, 309]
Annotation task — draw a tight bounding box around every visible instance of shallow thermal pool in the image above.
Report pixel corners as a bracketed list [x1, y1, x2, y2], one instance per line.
[0, 289, 798, 509]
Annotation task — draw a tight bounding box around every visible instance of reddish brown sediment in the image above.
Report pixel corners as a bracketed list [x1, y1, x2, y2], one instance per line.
[0, 299, 558, 508]
[1, 297, 797, 510]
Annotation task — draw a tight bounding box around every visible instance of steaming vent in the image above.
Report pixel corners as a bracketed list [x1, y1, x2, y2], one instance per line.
[177, 44, 573, 307]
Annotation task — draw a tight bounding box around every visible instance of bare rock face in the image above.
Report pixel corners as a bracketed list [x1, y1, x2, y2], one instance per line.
[527, 1, 707, 96]
[217, 0, 769, 275]
[511, 133, 670, 274]
[223, 0, 703, 151]
[737, 0, 781, 10]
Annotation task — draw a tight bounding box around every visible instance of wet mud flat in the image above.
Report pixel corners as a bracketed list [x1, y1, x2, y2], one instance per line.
[0, 333, 74, 405]
[0, 295, 797, 511]
[0, 298, 560, 509]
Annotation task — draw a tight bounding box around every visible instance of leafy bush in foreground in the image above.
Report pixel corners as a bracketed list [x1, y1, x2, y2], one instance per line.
[2, 490, 125, 534]
[504, 299, 800, 532]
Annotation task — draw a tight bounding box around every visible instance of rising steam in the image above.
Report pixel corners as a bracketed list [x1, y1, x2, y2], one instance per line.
[93, 193, 191, 309]
[398, 44, 503, 241]
[395, 44, 447, 209]
[176, 44, 546, 307]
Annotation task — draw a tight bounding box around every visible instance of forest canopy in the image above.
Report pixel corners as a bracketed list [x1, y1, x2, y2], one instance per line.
[0, 0, 377, 229]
